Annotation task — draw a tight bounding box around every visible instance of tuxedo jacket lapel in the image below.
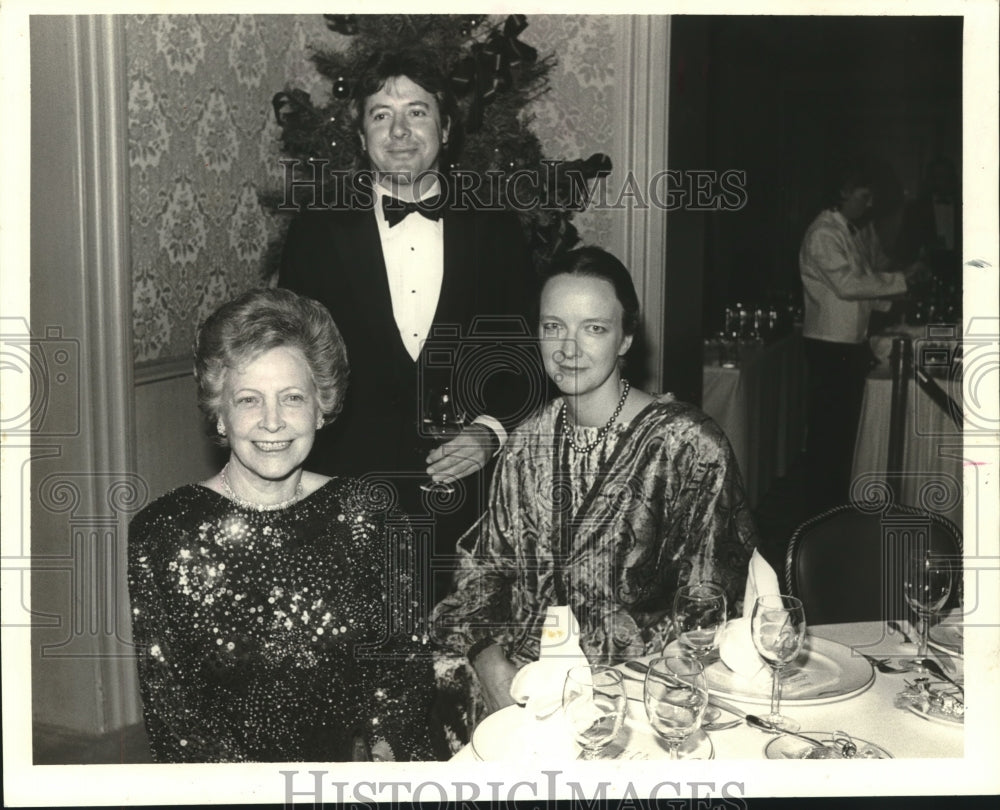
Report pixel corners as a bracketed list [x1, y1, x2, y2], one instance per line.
[437, 211, 476, 330]
[338, 212, 394, 336]
[336, 211, 416, 374]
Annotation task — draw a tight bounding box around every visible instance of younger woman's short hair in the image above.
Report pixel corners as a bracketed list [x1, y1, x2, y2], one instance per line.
[540, 246, 641, 338]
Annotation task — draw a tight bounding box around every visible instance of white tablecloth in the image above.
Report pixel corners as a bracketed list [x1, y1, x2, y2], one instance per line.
[453, 621, 963, 761]
[702, 332, 807, 506]
[850, 365, 963, 528]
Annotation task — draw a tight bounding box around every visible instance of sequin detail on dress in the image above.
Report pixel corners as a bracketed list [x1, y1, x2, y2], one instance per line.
[128, 478, 434, 762]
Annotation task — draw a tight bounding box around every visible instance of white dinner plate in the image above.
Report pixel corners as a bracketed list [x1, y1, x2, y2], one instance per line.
[702, 636, 875, 705]
[928, 621, 964, 657]
[589, 718, 715, 761]
[471, 706, 581, 761]
[764, 732, 893, 759]
[470, 704, 717, 761]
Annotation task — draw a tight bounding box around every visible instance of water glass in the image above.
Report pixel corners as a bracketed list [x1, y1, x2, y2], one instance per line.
[751, 595, 806, 732]
[673, 581, 727, 659]
[562, 666, 627, 759]
[643, 655, 708, 759]
[902, 552, 953, 672]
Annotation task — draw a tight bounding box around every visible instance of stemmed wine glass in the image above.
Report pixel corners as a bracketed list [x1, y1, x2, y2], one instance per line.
[643, 655, 709, 759]
[902, 551, 953, 672]
[561, 665, 627, 759]
[751, 594, 807, 733]
[419, 386, 466, 494]
[673, 581, 727, 723]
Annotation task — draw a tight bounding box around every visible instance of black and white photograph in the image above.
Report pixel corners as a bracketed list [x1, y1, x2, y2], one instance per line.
[2, 0, 998, 806]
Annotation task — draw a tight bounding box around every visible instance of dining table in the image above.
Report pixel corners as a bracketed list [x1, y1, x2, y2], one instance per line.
[850, 361, 964, 529]
[701, 331, 807, 507]
[453, 619, 964, 762]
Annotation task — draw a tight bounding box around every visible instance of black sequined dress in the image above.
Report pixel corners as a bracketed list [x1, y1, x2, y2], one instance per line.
[127, 478, 434, 762]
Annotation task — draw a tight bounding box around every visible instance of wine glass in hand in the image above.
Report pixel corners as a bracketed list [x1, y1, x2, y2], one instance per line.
[902, 551, 952, 672]
[751, 595, 806, 732]
[673, 582, 727, 722]
[562, 666, 627, 760]
[420, 386, 466, 494]
[644, 655, 709, 759]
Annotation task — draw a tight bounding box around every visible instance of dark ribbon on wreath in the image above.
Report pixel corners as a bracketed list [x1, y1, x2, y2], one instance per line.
[450, 14, 539, 133]
[548, 153, 613, 211]
[323, 15, 359, 36]
[533, 215, 580, 267]
[272, 88, 318, 129]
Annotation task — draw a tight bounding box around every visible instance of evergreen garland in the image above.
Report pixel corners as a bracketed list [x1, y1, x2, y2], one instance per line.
[261, 13, 611, 277]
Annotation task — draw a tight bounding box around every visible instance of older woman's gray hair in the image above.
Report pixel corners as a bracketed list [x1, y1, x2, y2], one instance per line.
[193, 288, 348, 442]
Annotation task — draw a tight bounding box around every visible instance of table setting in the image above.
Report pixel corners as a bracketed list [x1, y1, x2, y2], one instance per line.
[454, 552, 964, 762]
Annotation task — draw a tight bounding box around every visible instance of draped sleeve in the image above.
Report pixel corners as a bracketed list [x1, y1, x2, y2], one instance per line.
[647, 404, 757, 615]
[430, 427, 538, 656]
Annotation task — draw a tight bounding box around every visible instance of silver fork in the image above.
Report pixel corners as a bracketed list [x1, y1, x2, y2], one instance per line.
[858, 652, 909, 674]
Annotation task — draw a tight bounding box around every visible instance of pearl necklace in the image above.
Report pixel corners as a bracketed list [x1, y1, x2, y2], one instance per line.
[219, 464, 303, 512]
[560, 379, 631, 453]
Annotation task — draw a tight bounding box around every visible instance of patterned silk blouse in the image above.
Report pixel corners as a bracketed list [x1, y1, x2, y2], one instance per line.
[128, 478, 434, 762]
[434, 396, 757, 671]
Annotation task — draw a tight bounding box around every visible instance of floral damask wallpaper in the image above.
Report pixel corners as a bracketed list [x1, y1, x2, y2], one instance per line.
[127, 14, 621, 363]
[126, 14, 334, 362]
[522, 15, 620, 252]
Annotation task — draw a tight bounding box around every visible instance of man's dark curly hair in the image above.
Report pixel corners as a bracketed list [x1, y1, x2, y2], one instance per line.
[351, 48, 463, 168]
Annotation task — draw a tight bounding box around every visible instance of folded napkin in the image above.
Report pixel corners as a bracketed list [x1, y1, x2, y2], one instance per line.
[718, 550, 781, 679]
[509, 605, 590, 719]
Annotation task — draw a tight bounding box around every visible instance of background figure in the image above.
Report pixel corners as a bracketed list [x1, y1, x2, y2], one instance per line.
[279, 48, 542, 604]
[128, 289, 434, 762]
[432, 247, 756, 746]
[799, 160, 926, 513]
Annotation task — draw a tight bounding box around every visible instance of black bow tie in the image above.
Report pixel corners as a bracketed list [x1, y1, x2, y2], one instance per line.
[381, 195, 443, 227]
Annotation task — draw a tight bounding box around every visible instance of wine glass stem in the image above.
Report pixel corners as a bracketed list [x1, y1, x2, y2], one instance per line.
[917, 613, 930, 659]
[770, 664, 783, 718]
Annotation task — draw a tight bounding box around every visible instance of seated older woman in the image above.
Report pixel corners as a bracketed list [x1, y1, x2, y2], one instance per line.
[432, 247, 757, 734]
[128, 288, 434, 762]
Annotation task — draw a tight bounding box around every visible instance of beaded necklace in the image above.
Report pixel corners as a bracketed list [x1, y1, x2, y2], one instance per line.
[560, 379, 631, 453]
[219, 463, 303, 512]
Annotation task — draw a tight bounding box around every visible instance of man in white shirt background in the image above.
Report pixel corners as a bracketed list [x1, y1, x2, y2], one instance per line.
[799, 160, 927, 512]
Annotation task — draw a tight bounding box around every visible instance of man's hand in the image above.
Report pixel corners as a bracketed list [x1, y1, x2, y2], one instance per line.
[903, 259, 931, 285]
[425, 423, 497, 484]
[471, 643, 519, 714]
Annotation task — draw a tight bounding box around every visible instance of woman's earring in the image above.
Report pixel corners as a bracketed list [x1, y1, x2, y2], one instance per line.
[217, 419, 226, 437]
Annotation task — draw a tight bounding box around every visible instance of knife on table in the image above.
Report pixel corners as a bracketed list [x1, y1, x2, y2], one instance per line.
[706, 695, 748, 720]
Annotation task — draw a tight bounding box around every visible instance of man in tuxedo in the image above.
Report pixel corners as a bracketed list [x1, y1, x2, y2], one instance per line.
[279, 49, 542, 601]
